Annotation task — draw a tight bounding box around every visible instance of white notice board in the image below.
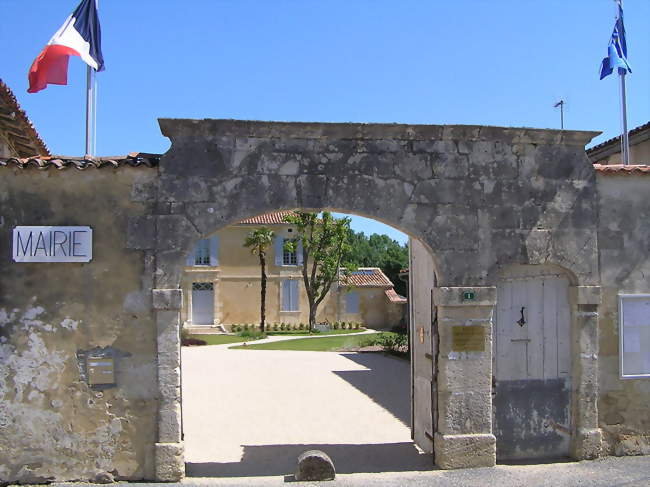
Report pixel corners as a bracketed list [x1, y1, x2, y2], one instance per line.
[619, 294, 650, 379]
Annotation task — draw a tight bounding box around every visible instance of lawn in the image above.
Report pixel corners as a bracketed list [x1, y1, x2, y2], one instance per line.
[188, 334, 250, 346]
[230, 333, 381, 351]
[266, 328, 365, 336]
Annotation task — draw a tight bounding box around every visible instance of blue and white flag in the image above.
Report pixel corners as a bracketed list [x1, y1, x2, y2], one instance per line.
[600, 1, 631, 80]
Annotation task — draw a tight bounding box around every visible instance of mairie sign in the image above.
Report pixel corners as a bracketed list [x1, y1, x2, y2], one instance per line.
[13, 226, 93, 263]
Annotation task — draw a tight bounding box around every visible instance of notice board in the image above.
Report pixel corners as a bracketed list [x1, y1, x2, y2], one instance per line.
[619, 294, 650, 379]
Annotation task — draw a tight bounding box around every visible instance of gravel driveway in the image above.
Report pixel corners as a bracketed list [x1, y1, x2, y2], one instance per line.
[181, 346, 432, 478]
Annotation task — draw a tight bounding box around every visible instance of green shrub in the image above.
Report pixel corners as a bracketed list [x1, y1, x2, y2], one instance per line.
[333, 322, 339, 330]
[354, 322, 360, 330]
[239, 329, 266, 340]
[180, 327, 191, 341]
[299, 323, 305, 330]
[273, 323, 279, 331]
[243, 324, 249, 331]
[280, 323, 286, 331]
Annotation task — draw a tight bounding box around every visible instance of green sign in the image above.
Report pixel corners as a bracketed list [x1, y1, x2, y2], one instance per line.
[463, 291, 475, 301]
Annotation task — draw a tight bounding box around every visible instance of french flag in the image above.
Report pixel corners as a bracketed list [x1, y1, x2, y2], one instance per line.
[28, 0, 104, 93]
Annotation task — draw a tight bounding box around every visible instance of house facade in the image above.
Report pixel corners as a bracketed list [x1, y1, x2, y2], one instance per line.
[180, 210, 406, 330]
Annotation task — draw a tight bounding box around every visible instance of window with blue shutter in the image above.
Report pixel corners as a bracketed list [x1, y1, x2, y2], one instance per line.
[283, 238, 297, 265]
[346, 291, 360, 313]
[274, 236, 283, 266]
[209, 235, 219, 266]
[281, 279, 299, 311]
[188, 237, 219, 266]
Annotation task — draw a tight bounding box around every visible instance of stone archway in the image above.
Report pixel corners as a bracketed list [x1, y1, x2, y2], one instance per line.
[129, 119, 602, 480]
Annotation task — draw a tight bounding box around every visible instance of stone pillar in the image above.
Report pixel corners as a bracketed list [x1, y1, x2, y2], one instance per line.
[153, 289, 185, 481]
[570, 286, 603, 460]
[433, 286, 497, 469]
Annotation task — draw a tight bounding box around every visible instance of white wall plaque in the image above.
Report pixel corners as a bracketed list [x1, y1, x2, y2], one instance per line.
[13, 226, 93, 263]
[619, 294, 650, 379]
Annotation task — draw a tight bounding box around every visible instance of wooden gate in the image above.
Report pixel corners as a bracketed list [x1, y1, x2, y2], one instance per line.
[493, 274, 571, 460]
[409, 240, 436, 455]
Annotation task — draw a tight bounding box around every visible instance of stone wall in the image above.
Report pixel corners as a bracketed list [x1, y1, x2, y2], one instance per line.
[0, 167, 158, 483]
[597, 173, 650, 455]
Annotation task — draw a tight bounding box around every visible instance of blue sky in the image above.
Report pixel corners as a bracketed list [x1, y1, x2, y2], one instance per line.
[2, 0, 649, 244]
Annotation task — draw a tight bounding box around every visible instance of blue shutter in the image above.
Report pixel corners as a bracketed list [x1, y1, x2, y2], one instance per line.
[290, 280, 299, 311]
[346, 291, 359, 313]
[297, 240, 304, 265]
[186, 243, 196, 266]
[209, 235, 219, 266]
[275, 237, 283, 266]
[281, 280, 290, 311]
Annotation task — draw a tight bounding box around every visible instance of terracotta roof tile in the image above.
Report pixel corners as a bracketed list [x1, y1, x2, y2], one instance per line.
[0, 153, 161, 170]
[341, 267, 394, 288]
[594, 164, 650, 175]
[0, 79, 49, 157]
[587, 121, 650, 155]
[385, 288, 407, 303]
[238, 211, 297, 224]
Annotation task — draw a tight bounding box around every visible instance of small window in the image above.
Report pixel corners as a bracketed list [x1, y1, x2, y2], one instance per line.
[281, 280, 299, 311]
[283, 238, 297, 265]
[346, 291, 360, 313]
[192, 282, 213, 291]
[194, 239, 210, 266]
[619, 294, 650, 379]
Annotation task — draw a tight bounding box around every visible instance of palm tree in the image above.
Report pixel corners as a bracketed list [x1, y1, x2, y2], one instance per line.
[243, 226, 275, 333]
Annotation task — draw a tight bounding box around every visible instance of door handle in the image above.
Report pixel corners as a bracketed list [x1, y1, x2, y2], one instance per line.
[517, 306, 526, 327]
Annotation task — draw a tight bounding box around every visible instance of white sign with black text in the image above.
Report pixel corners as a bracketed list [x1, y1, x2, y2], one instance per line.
[13, 226, 93, 263]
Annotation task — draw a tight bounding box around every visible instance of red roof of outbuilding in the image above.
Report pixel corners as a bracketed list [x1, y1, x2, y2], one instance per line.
[385, 288, 407, 304]
[594, 164, 650, 175]
[341, 268, 394, 288]
[238, 211, 297, 224]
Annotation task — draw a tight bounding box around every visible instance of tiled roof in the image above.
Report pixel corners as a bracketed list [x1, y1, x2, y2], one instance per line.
[0, 79, 50, 157]
[385, 288, 407, 304]
[594, 164, 650, 175]
[239, 210, 297, 224]
[341, 267, 394, 288]
[0, 152, 161, 170]
[587, 121, 650, 155]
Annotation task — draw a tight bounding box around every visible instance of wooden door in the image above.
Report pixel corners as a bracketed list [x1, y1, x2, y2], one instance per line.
[493, 275, 571, 460]
[409, 240, 435, 454]
[191, 282, 214, 325]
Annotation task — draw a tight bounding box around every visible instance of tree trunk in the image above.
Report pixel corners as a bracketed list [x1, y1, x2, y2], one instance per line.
[308, 304, 317, 332]
[260, 253, 266, 333]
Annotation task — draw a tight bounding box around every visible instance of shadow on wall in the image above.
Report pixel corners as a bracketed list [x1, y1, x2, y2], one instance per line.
[186, 442, 433, 477]
[333, 352, 411, 427]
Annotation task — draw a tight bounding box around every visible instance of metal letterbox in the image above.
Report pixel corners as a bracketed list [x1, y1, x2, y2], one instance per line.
[87, 356, 115, 385]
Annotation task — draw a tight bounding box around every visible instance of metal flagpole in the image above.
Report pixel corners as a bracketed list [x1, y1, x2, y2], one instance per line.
[619, 66, 630, 166]
[618, 0, 630, 166]
[85, 66, 95, 157]
[85, 0, 99, 158]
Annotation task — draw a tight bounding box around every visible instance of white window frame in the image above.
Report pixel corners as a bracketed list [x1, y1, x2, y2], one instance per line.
[194, 239, 211, 266]
[281, 279, 300, 312]
[282, 238, 298, 266]
[618, 294, 650, 379]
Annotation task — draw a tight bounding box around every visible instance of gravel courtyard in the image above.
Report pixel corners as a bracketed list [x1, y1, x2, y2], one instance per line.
[181, 345, 432, 478]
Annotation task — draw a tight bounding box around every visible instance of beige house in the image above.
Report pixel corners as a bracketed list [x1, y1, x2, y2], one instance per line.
[180, 210, 406, 331]
[587, 121, 650, 165]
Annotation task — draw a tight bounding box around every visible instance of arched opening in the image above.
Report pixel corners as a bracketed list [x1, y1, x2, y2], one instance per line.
[178, 209, 438, 478]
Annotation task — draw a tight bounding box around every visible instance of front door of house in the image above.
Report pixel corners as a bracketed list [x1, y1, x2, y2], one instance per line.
[191, 282, 214, 325]
[493, 275, 571, 460]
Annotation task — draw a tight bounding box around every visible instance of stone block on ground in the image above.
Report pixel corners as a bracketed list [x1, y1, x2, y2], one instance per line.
[295, 450, 335, 481]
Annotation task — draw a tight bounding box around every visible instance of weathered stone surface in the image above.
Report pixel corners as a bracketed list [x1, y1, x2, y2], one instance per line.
[572, 428, 603, 460]
[152, 289, 183, 310]
[155, 442, 184, 481]
[295, 450, 336, 481]
[434, 433, 496, 469]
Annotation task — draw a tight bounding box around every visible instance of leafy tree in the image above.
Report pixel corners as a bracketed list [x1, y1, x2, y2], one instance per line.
[343, 230, 409, 296]
[284, 211, 354, 331]
[243, 226, 275, 333]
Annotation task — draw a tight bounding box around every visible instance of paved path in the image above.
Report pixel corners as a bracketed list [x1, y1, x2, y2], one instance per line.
[181, 346, 430, 478]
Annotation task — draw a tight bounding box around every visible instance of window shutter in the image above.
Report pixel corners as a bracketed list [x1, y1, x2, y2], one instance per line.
[281, 280, 290, 311]
[186, 244, 196, 266]
[290, 280, 299, 311]
[209, 235, 219, 266]
[275, 237, 283, 266]
[297, 240, 304, 265]
[346, 291, 359, 313]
